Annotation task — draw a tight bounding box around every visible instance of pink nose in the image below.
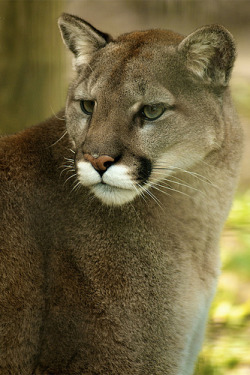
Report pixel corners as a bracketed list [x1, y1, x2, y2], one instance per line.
[83, 154, 115, 172]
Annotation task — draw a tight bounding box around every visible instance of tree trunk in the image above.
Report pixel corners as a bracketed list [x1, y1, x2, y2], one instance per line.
[0, 0, 66, 135]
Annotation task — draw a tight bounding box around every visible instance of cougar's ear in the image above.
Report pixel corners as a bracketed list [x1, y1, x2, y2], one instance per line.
[58, 13, 112, 70]
[178, 25, 236, 86]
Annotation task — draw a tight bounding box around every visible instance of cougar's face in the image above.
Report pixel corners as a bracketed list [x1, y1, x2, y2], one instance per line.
[64, 34, 222, 206]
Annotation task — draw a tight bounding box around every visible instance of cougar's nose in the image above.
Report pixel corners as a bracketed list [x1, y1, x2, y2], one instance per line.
[83, 154, 115, 172]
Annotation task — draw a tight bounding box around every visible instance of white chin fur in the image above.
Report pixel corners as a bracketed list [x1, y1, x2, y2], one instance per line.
[91, 184, 138, 206]
[77, 161, 139, 206]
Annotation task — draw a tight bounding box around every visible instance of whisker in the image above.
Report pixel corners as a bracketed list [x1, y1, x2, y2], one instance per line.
[155, 164, 218, 189]
[59, 153, 76, 178]
[162, 172, 212, 190]
[70, 181, 82, 194]
[60, 167, 75, 178]
[150, 184, 188, 203]
[64, 157, 75, 164]
[145, 190, 163, 210]
[151, 180, 192, 198]
[50, 105, 66, 121]
[151, 173, 203, 194]
[133, 182, 147, 204]
[178, 170, 218, 188]
[62, 164, 74, 169]
[200, 159, 220, 169]
[83, 61, 93, 72]
[149, 183, 171, 197]
[60, 164, 74, 170]
[159, 165, 208, 181]
[64, 173, 77, 185]
[138, 183, 164, 211]
[49, 130, 68, 148]
[213, 141, 222, 149]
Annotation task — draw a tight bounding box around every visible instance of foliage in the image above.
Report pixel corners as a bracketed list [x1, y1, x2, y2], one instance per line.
[195, 191, 250, 375]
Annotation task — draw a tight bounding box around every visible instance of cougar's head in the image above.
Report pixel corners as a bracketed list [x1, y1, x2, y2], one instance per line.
[58, 14, 236, 206]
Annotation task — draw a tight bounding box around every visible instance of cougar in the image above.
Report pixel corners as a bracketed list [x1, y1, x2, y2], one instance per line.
[0, 13, 242, 375]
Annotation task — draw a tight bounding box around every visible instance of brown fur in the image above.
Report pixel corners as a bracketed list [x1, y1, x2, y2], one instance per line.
[0, 14, 243, 375]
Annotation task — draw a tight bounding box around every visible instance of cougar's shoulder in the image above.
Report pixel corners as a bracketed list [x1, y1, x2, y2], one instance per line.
[0, 112, 68, 186]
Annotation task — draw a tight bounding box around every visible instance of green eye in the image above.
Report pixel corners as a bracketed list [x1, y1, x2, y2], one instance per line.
[80, 100, 95, 115]
[141, 104, 165, 121]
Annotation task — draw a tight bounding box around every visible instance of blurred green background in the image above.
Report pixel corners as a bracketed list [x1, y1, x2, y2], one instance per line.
[0, 1, 249, 374]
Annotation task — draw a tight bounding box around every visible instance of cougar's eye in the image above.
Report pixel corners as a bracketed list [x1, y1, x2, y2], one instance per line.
[80, 100, 95, 115]
[141, 104, 165, 121]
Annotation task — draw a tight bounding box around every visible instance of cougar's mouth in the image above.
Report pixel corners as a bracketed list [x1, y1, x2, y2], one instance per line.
[90, 182, 137, 206]
[90, 181, 138, 206]
[74, 153, 153, 206]
[76, 161, 139, 206]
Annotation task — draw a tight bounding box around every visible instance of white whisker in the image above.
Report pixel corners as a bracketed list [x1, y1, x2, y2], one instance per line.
[151, 173, 203, 194]
[64, 157, 75, 164]
[151, 180, 192, 198]
[155, 164, 218, 189]
[138, 183, 164, 211]
[60, 164, 74, 170]
[64, 173, 77, 185]
[200, 159, 220, 169]
[60, 167, 75, 178]
[49, 130, 68, 148]
[70, 181, 82, 194]
[49, 106, 66, 121]
[133, 183, 147, 204]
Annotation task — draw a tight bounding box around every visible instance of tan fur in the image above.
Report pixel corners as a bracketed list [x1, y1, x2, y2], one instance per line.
[0, 14, 243, 375]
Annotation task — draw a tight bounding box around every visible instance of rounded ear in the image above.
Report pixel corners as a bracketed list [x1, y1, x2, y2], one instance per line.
[178, 25, 236, 86]
[58, 13, 112, 71]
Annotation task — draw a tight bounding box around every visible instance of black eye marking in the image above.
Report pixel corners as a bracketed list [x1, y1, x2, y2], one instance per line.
[80, 100, 95, 115]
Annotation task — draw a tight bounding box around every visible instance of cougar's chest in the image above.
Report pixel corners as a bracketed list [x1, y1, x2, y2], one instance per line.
[37, 202, 172, 372]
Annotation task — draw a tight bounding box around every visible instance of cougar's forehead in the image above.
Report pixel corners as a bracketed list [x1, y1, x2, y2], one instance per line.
[116, 29, 184, 46]
[83, 30, 184, 100]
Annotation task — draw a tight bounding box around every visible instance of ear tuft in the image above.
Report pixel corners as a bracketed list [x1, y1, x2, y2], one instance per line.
[178, 25, 236, 86]
[58, 13, 111, 70]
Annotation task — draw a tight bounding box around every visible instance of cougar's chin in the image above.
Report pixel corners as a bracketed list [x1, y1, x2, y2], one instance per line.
[91, 183, 138, 206]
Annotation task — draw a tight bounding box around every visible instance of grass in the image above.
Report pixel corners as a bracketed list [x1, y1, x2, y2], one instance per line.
[195, 191, 250, 375]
